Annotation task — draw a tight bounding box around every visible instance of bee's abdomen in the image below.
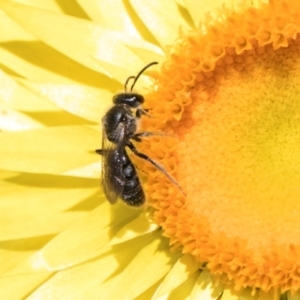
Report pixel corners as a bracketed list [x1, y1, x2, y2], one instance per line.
[122, 152, 145, 207]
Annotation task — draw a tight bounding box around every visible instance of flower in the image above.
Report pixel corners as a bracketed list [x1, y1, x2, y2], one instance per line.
[0, 0, 299, 299]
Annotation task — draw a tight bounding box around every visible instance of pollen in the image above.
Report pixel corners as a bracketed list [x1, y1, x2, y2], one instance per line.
[137, 0, 300, 295]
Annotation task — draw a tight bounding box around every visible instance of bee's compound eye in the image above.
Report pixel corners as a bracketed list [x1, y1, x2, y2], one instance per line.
[113, 93, 144, 107]
[133, 94, 144, 105]
[112, 94, 123, 104]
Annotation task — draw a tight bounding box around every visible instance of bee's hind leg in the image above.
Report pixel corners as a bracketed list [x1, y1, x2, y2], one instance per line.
[126, 141, 185, 195]
[132, 131, 174, 142]
[132, 132, 155, 142]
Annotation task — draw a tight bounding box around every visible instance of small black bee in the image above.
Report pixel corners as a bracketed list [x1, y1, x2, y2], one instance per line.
[96, 62, 183, 207]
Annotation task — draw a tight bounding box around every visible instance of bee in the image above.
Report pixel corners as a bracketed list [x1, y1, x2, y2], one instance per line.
[96, 62, 183, 207]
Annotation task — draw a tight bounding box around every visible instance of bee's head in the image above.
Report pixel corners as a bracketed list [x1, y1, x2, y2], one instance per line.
[112, 62, 158, 108]
[113, 93, 144, 108]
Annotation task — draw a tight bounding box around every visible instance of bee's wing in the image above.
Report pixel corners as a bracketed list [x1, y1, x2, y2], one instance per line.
[101, 121, 127, 204]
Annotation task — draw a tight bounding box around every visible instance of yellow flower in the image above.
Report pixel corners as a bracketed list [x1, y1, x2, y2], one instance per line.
[0, 0, 299, 299]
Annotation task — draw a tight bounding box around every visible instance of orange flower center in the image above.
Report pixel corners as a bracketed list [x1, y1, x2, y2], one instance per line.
[138, 0, 300, 295]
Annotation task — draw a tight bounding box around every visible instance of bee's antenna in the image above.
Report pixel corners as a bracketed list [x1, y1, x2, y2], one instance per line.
[124, 76, 135, 92]
[130, 61, 158, 92]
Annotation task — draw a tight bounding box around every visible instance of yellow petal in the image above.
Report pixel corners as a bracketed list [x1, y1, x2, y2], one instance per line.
[0, 38, 110, 85]
[184, 0, 265, 26]
[1, 171, 98, 240]
[189, 270, 224, 300]
[168, 271, 200, 300]
[152, 254, 200, 299]
[0, 10, 103, 84]
[26, 233, 157, 299]
[0, 257, 53, 300]
[0, 8, 33, 41]
[135, 280, 165, 300]
[34, 202, 140, 270]
[20, 80, 112, 123]
[96, 234, 180, 300]
[0, 70, 58, 112]
[108, 213, 159, 246]
[183, 0, 228, 26]
[0, 243, 37, 278]
[63, 162, 101, 178]
[10, 0, 64, 13]
[233, 289, 259, 300]
[129, 0, 190, 46]
[174, 0, 186, 7]
[0, 0, 151, 82]
[0, 72, 96, 127]
[0, 103, 43, 130]
[288, 291, 300, 300]
[125, 43, 164, 68]
[0, 126, 99, 174]
[221, 288, 243, 300]
[15, 0, 93, 18]
[76, 0, 142, 38]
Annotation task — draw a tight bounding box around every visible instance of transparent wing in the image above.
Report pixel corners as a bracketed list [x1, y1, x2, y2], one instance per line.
[100, 121, 127, 204]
